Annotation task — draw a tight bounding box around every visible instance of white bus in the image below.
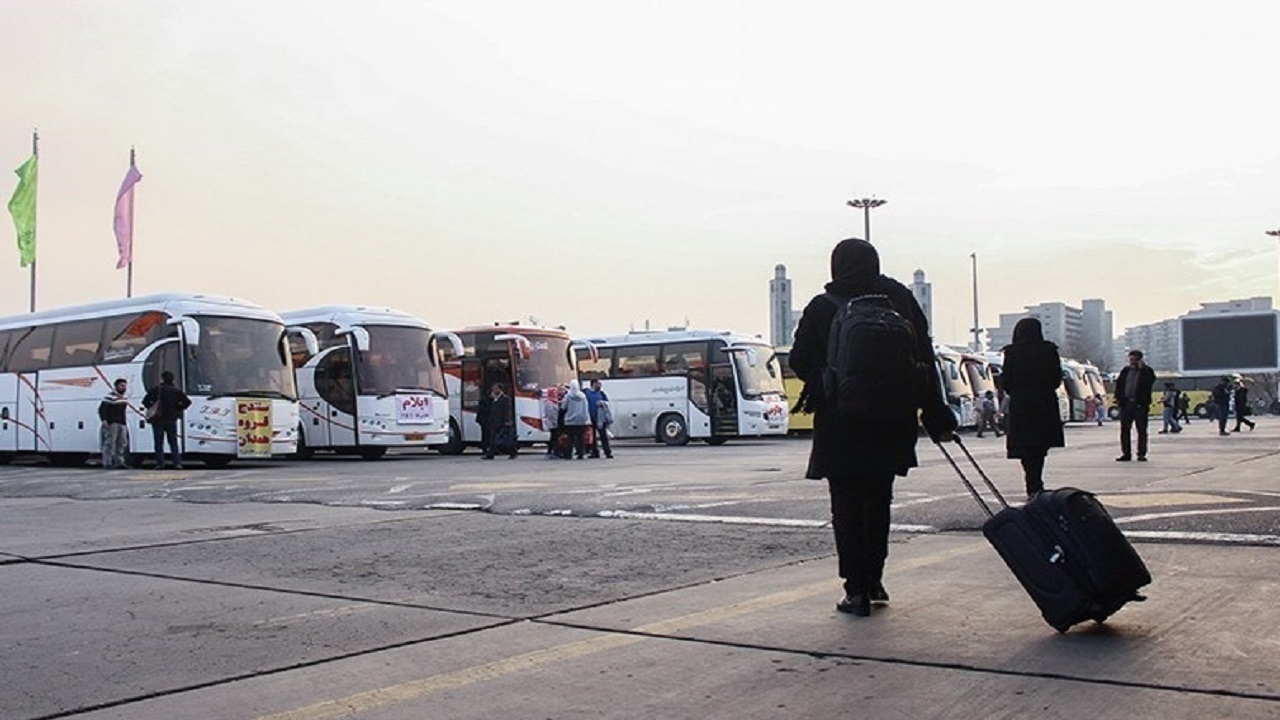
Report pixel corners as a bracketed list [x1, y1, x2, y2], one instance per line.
[575, 330, 788, 445]
[960, 352, 998, 423]
[0, 293, 299, 467]
[439, 324, 583, 454]
[1061, 359, 1092, 422]
[282, 306, 463, 459]
[935, 345, 976, 429]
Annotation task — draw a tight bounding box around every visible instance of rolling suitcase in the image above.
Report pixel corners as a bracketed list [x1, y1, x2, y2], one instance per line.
[938, 438, 1151, 633]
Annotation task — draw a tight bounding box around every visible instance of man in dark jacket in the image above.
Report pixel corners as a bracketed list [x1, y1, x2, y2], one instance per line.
[789, 238, 957, 617]
[142, 370, 192, 469]
[1113, 350, 1157, 461]
[1210, 377, 1232, 436]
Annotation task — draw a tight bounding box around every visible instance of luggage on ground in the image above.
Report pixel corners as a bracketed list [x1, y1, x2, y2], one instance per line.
[937, 438, 1151, 633]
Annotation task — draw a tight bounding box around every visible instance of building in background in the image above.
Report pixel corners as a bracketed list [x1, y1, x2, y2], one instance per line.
[987, 300, 1110, 364]
[910, 269, 933, 333]
[769, 264, 794, 347]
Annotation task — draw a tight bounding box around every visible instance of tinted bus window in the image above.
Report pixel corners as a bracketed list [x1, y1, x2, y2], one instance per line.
[50, 319, 105, 368]
[577, 347, 612, 380]
[661, 342, 707, 375]
[614, 345, 660, 377]
[102, 311, 170, 364]
[7, 326, 53, 372]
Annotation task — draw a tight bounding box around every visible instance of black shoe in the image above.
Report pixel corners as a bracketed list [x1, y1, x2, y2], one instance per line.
[1115, 455, 1131, 462]
[868, 584, 890, 605]
[508, 453, 518, 459]
[1137, 456, 1147, 462]
[482, 454, 494, 460]
[836, 593, 871, 616]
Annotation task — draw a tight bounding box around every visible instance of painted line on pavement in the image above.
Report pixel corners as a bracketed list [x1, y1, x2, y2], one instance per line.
[252, 544, 982, 720]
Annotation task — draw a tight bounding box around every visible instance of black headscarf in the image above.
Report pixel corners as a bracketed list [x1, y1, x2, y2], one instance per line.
[1011, 317, 1045, 344]
[824, 238, 880, 295]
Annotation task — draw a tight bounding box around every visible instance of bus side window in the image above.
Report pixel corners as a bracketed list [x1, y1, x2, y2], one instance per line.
[142, 341, 181, 392]
[103, 311, 169, 364]
[615, 346, 659, 378]
[576, 348, 612, 381]
[49, 319, 105, 369]
[6, 326, 53, 373]
[316, 351, 356, 416]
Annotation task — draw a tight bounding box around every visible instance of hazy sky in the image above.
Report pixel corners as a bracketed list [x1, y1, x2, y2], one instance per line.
[3, 1, 1278, 345]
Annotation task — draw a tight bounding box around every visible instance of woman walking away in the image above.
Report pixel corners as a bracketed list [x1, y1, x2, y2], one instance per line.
[1001, 318, 1065, 500]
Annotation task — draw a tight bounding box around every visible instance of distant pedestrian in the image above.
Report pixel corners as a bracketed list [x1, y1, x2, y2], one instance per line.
[142, 371, 191, 470]
[98, 378, 130, 469]
[1176, 392, 1191, 425]
[1233, 381, 1256, 432]
[1000, 318, 1064, 498]
[482, 383, 517, 459]
[541, 386, 562, 458]
[976, 390, 1002, 438]
[1159, 382, 1182, 434]
[1114, 350, 1156, 461]
[1211, 377, 1232, 436]
[1094, 394, 1107, 425]
[583, 379, 614, 459]
[560, 380, 591, 459]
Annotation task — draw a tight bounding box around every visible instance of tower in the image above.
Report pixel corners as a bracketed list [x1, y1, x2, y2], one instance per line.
[769, 264, 794, 346]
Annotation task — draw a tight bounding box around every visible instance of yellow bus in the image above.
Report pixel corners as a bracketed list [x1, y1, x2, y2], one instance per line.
[773, 347, 813, 432]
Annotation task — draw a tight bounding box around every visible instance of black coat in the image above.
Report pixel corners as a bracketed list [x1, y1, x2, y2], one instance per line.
[1000, 339, 1064, 458]
[790, 275, 955, 480]
[1114, 364, 1157, 408]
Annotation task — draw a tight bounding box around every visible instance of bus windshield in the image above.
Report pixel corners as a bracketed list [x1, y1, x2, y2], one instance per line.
[189, 316, 296, 399]
[732, 347, 786, 398]
[515, 335, 576, 393]
[355, 325, 446, 397]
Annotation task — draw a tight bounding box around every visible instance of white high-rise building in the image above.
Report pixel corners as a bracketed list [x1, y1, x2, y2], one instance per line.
[769, 264, 794, 347]
[910, 269, 933, 333]
[987, 299, 1113, 367]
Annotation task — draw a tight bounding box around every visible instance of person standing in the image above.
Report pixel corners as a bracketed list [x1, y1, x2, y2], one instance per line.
[976, 390, 1002, 438]
[560, 380, 591, 459]
[482, 383, 518, 459]
[1233, 380, 1257, 432]
[476, 387, 494, 457]
[1211, 377, 1232, 436]
[142, 371, 191, 470]
[789, 238, 956, 618]
[583, 378, 614, 459]
[1113, 350, 1156, 461]
[1158, 382, 1182, 434]
[1095, 394, 1107, 426]
[1000, 318, 1065, 499]
[98, 378, 130, 469]
[541, 386, 562, 459]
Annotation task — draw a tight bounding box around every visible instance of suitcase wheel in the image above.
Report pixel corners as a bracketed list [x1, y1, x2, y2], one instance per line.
[1053, 624, 1071, 634]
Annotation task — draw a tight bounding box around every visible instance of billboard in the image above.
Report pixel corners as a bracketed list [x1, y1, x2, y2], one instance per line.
[1180, 312, 1280, 374]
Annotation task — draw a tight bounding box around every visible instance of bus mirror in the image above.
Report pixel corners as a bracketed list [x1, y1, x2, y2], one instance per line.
[432, 331, 464, 361]
[338, 327, 371, 353]
[569, 338, 599, 365]
[288, 326, 319, 356]
[169, 317, 200, 347]
[494, 333, 532, 360]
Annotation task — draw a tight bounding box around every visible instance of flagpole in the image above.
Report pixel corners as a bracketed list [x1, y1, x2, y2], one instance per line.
[29, 129, 37, 313]
[126, 146, 135, 298]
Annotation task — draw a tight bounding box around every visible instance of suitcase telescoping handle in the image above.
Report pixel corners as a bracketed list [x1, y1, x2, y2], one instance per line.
[935, 437, 1011, 519]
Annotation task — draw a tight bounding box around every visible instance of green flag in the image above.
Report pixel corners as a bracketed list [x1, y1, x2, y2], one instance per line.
[7, 154, 37, 267]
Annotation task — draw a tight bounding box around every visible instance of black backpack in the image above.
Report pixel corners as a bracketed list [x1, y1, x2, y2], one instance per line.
[821, 293, 927, 421]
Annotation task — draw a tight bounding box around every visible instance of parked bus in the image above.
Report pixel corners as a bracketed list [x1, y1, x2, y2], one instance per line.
[1061, 360, 1092, 422]
[935, 345, 976, 429]
[960, 352, 998, 420]
[0, 293, 299, 467]
[282, 306, 463, 459]
[772, 346, 812, 432]
[576, 330, 788, 445]
[439, 324, 583, 453]
[1081, 362, 1109, 420]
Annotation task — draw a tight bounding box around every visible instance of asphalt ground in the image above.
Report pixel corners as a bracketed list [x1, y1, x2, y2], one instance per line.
[2, 419, 1279, 719]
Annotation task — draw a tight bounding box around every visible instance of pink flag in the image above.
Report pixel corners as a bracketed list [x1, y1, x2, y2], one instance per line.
[113, 163, 142, 269]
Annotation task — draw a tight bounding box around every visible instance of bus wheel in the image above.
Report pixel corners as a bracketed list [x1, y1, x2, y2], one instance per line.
[656, 413, 690, 446]
[1108, 406, 1121, 420]
[437, 419, 465, 455]
[703, 436, 729, 446]
[295, 427, 314, 460]
[359, 447, 387, 460]
[204, 455, 233, 469]
[1194, 403, 1210, 418]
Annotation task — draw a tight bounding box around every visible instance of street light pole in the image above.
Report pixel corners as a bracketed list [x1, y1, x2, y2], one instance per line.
[846, 197, 887, 242]
[970, 252, 981, 352]
[1268, 229, 1280, 305]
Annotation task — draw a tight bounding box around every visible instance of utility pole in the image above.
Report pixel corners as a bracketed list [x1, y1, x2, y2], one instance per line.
[970, 252, 981, 351]
[846, 197, 886, 242]
[1267, 229, 1280, 305]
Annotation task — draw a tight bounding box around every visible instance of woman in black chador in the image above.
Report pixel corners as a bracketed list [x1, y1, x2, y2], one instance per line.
[1000, 318, 1065, 499]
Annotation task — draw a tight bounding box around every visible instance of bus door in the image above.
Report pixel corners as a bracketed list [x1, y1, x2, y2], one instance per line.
[312, 349, 357, 448]
[0, 374, 19, 453]
[460, 357, 484, 442]
[708, 364, 738, 435]
[142, 339, 185, 453]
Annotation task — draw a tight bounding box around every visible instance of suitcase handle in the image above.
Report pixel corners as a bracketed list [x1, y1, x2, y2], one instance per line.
[936, 437, 1011, 519]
